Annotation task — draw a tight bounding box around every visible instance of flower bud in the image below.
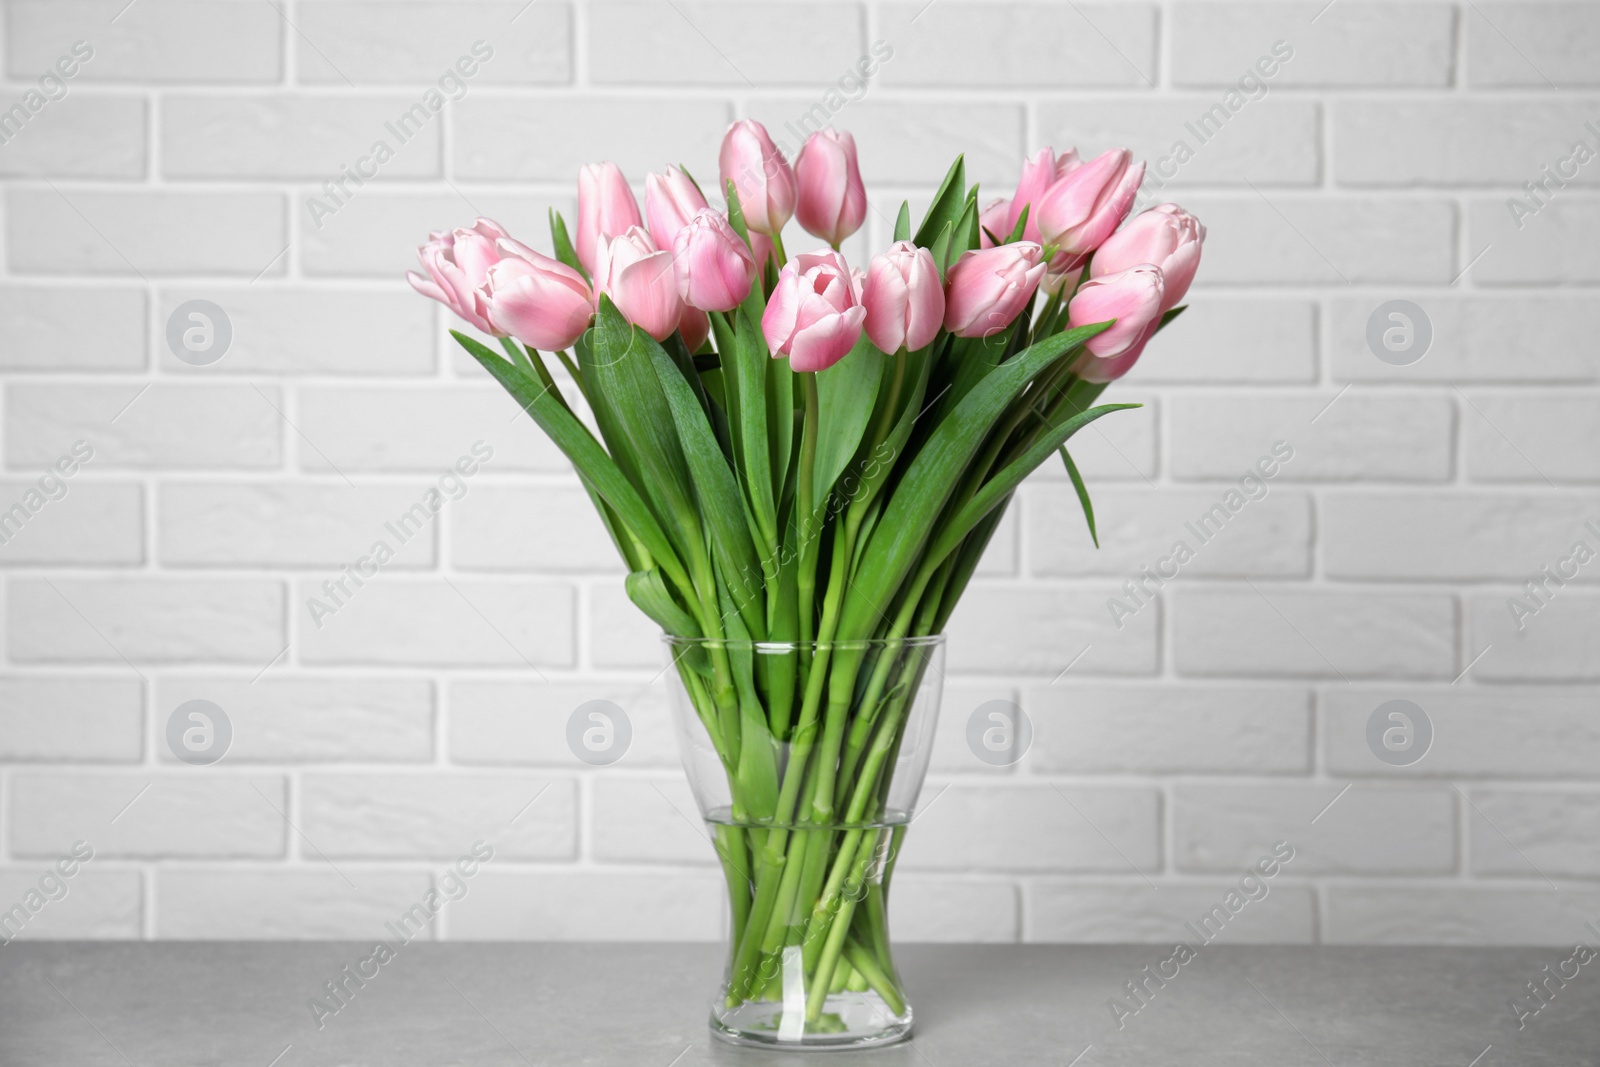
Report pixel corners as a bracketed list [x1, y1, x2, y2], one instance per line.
[942, 243, 1047, 339]
[1035, 148, 1144, 260]
[794, 128, 867, 247]
[1090, 204, 1204, 312]
[1067, 264, 1165, 382]
[719, 119, 797, 237]
[644, 166, 709, 252]
[480, 237, 595, 352]
[986, 147, 1081, 246]
[593, 226, 683, 342]
[405, 218, 515, 334]
[576, 162, 643, 274]
[862, 240, 944, 353]
[672, 209, 758, 312]
[761, 249, 866, 372]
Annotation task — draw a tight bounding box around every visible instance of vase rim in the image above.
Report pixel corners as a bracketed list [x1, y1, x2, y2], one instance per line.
[660, 634, 946, 651]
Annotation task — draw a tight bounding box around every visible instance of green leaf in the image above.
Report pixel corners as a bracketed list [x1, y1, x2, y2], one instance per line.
[893, 201, 911, 243]
[549, 209, 586, 281]
[930, 220, 955, 277]
[1155, 304, 1187, 334]
[626, 568, 699, 637]
[812, 335, 885, 500]
[914, 155, 966, 248]
[720, 307, 780, 555]
[1059, 445, 1098, 548]
[1006, 204, 1031, 245]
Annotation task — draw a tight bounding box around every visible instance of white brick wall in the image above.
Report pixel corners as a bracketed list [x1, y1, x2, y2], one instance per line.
[1, 0, 1595, 950]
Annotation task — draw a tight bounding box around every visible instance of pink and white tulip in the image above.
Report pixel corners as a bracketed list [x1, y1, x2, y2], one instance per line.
[592, 227, 683, 342]
[794, 128, 867, 247]
[576, 162, 643, 275]
[480, 238, 595, 352]
[1035, 148, 1144, 262]
[719, 119, 797, 237]
[761, 249, 866, 372]
[1067, 264, 1165, 382]
[1090, 204, 1204, 312]
[406, 218, 516, 334]
[672, 209, 758, 313]
[862, 240, 944, 353]
[943, 242, 1047, 339]
[983, 147, 1081, 246]
[644, 166, 709, 252]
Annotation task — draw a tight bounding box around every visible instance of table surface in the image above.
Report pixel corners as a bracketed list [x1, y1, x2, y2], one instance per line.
[1, 942, 1595, 1065]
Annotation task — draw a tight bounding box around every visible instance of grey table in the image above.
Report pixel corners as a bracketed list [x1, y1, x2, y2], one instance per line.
[1, 943, 1594, 1065]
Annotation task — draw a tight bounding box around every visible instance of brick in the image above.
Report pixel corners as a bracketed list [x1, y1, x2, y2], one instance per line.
[0, 285, 144, 371]
[0, 868, 142, 940]
[879, 3, 1157, 88]
[1044, 98, 1320, 192]
[448, 679, 679, 768]
[1335, 101, 1600, 187]
[1171, 3, 1455, 87]
[592, 778, 713, 866]
[454, 97, 730, 181]
[297, 3, 572, 85]
[162, 95, 441, 180]
[590, 2, 862, 86]
[1465, 394, 1600, 482]
[8, 774, 287, 858]
[1325, 888, 1600, 945]
[897, 786, 1160, 873]
[1325, 687, 1600, 779]
[1027, 685, 1311, 774]
[299, 774, 576, 859]
[6, 384, 282, 471]
[452, 485, 621, 573]
[1029, 486, 1312, 578]
[0, 480, 142, 565]
[1026, 883, 1316, 943]
[1467, 2, 1600, 87]
[1028, 391, 1158, 485]
[159, 483, 438, 568]
[588, 581, 665, 670]
[1469, 198, 1600, 284]
[7, 189, 286, 277]
[1329, 296, 1600, 383]
[294, 388, 563, 472]
[1174, 785, 1455, 873]
[156, 678, 433, 763]
[1467, 591, 1600, 683]
[0, 94, 144, 178]
[0, 678, 143, 762]
[447, 871, 722, 939]
[1129, 299, 1316, 384]
[922, 681, 1020, 777]
[1178, 196, 1455, 284]
[155, 867, 435, 939]
[1174, 588, 1456, 680]
[6, 1, 282, 83]
[892, 877, 1018, 942]
[1466, 790, 1600, 879]
[1168, 394, 1452, 482]
[8, 578, 284, 664]
[298, 191, 571, 278]
[746, 100, 1025, 191]
[296, 578, 575, 668]
[973, 505, 1018, 577]
[946, 585, 1160, 676]
[1324, 492, 1600, 581]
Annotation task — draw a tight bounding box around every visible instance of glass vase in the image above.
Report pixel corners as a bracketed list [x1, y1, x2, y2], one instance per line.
[662, 635, 946, 1051]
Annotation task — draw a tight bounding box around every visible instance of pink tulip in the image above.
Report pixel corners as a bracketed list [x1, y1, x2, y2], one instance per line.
[1067, 264, 1165, 382]
[862, 240, 944, 353]
[672, 209, 757, 312]
[794, 128, 867, 247]
[593, 226, 683, 342]
[748, 229, 775, 272]
[943, 243, 1047, 339]
[719, 119, 797, 237]
[1091, 204, 1205, 312]
[644, 166, 709, 252]
[985, 147, 1082, 246]
[978, 198, 1011, 249]
[761, 249, 866, 372]
[480, 238, 595, 352]
[406, 218, 515, 334]
[679, 306, 710, 352]
[1035, 148, 1145, 261]
[576, 162, 643, 275]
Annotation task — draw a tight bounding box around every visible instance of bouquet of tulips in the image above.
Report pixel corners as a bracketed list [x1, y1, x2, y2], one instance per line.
[409, 119, 1203, 1034]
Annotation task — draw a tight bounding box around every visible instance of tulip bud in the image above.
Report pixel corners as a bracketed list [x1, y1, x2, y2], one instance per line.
[576, 162, 643, 275]
[794, 128, 867, 247]
[480, 238, 595, 352]
[679, 306, 710, 352]
[942, 243, 1047, 339]
[672, 209, 758, 312]
[405, 218, 515, 334]
[1067, 264, 1165, 382]
[761, 249, 866, 372]
[1090, 204, 1205, 312]
[862, 241, 944, 353]
[644, 166, 709, 252]
[1035, 148, 1144, 261]
[593, 226, 683, 342]
[719, 119, 797, 237]
[992, 147, 1082, 246]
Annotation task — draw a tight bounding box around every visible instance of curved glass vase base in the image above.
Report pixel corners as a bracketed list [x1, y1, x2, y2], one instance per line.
[662, 636, 945, 1053]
